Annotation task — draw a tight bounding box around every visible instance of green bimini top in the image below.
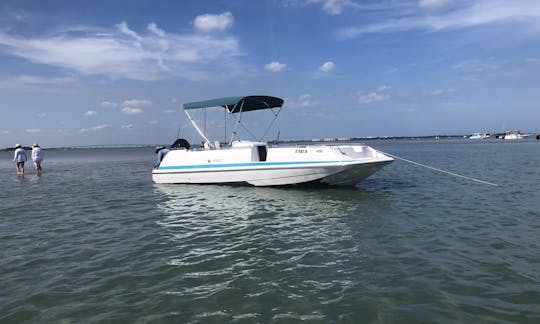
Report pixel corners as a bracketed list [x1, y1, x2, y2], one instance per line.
[183, 95, 284, 113]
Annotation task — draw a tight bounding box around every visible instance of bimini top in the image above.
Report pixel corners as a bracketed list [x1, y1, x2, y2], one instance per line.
[183, 95, 284, 113]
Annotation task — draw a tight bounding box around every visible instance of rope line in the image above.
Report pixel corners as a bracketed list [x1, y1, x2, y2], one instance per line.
[379, 151, 499, 187]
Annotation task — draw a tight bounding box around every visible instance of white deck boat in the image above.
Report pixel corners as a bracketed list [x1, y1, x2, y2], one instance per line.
[152, 96, 393, 186]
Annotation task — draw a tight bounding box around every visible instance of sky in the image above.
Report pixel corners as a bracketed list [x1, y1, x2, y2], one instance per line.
[1, 0, 540, 148]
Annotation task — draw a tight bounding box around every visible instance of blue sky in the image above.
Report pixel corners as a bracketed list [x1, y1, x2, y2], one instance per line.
[1, 0, 540, 147]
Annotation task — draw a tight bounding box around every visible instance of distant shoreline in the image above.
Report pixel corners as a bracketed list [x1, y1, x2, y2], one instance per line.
[0, 144, 155, 152]
[4, 134, 534, 152]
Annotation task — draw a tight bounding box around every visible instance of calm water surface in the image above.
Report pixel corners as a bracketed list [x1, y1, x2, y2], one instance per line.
[1, 140, 539, 323]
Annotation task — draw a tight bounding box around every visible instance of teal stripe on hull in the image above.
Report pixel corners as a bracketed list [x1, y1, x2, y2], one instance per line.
[158, 160, 345, 171]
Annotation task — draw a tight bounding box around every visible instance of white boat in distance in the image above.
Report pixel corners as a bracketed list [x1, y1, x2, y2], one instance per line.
[502, 131, 528, 140]
[469, 133, 490, 139]
[152, 96, 393, 186]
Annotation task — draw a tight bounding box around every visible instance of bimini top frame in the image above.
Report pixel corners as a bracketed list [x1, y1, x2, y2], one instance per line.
[182, 96, 284, 145]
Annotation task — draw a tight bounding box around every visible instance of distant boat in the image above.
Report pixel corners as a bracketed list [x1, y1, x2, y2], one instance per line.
[502, 131, 527, 140]
[469, 133, 490, 139]
[152, 95, 393, 186]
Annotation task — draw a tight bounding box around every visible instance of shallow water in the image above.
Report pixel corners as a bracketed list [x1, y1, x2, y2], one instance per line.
[1, 140, 539, 323]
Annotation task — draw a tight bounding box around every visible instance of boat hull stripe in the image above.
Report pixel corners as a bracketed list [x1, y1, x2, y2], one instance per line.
[157, 160, 347, 171]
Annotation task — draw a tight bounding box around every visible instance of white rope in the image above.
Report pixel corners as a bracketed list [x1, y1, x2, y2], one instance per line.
[379, 151, 499, 187]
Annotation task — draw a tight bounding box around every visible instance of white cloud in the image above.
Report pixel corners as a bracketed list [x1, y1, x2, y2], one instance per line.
[296, 94, 318, 107]
[148, 120, 159, 125]
[147, 22, 165, 37]
[122, 107, 144, 115]
[265, 61, 287, 72]
[84, 110, 97, 116]
[319, 61, 335, 72]
[116, 21, 142, 41]
[121, 124, 134, 129]
[37, 112, 47, 118]
[305, 0, 360, 15]
[0, 20, 241, 81]
[79, 124, 111, 133]
[193, 12, 234, 33]
[359, 92, 389, 104]
[163, 109, 177, 114]
[100, 101, 118, 108]
[338, 0, 540, 39]
[122, 99, 152, 107]
[358, 85, 391, 104]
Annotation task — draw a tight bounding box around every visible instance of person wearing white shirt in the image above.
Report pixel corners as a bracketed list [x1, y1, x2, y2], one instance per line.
[32, 143, 44, 173]
[12, 144, 27, 175]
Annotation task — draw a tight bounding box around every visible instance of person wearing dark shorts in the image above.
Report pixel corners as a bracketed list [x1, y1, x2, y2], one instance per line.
[13, 144, 27, 175]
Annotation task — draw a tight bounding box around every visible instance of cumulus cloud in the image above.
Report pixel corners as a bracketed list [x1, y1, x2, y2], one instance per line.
[119, 99, 151, 115]
[265, 61, 287, 72]
[358, 85, 391, 104]
[193, 12, 234, 33]
[121, 107, 144, 115]
[84, 110, 97, 116]
[100, 101, 118, 108]
[319, 61, 335, 72]
[0, 20, 241, 81]
[122, 99, 152, 107]
[292, 94, 318, 107]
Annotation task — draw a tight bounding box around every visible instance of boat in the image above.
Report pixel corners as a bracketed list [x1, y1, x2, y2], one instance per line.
[501, 131, 527, 140]
[469, 133, 490, 139]
[152, 95, 393, 186]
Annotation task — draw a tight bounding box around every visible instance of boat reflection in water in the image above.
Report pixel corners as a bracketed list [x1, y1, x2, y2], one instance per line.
[153, 183, 392, 303]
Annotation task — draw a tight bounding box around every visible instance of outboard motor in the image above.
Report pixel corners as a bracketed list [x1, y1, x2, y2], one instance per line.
[170, 138, 191, 150]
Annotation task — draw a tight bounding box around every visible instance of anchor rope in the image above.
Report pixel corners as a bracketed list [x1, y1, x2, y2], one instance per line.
[378, 151, 499, 187]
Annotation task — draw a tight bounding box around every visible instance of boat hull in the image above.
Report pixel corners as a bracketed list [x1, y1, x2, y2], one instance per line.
[152, 144, 393, 187]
